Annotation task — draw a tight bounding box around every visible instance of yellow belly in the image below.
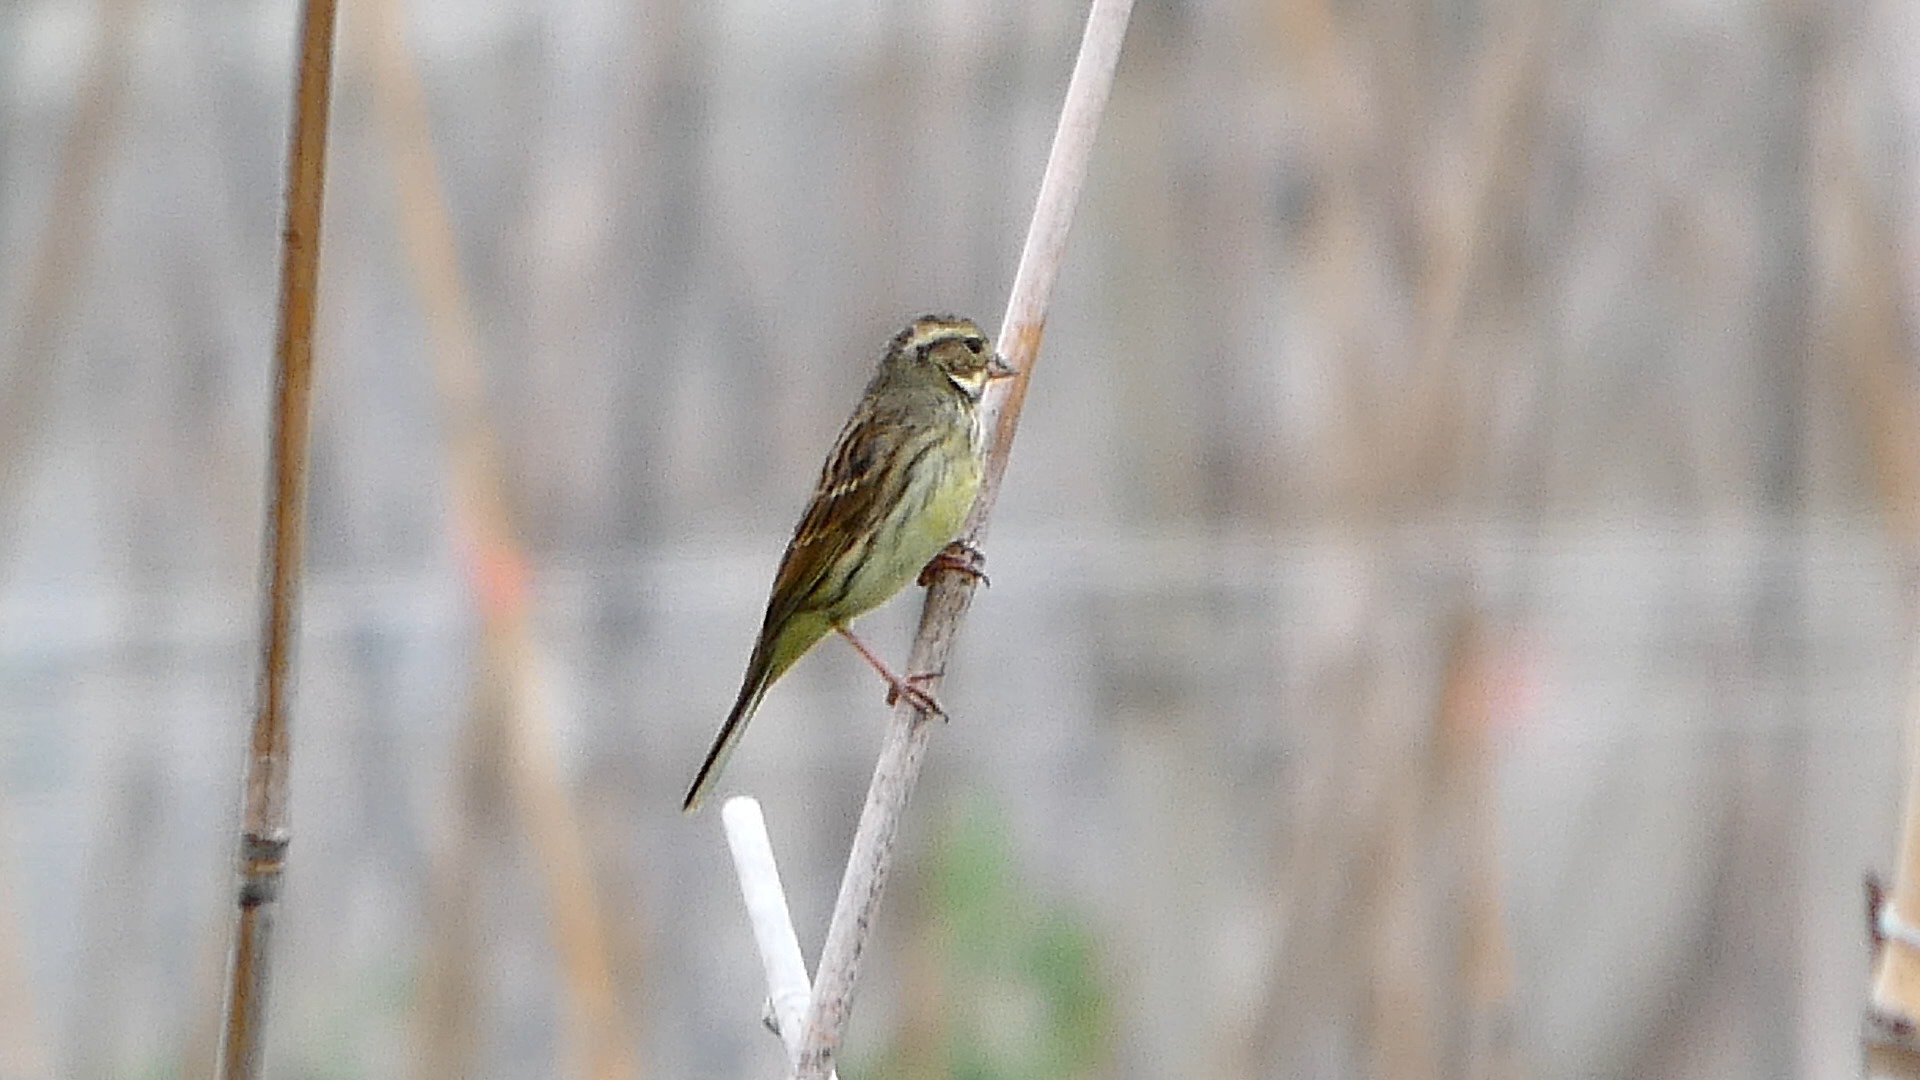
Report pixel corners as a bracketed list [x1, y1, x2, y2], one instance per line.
[825, 440, 980, 622]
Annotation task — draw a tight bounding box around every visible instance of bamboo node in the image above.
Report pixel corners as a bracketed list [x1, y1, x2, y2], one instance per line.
[237, 831, 291, 908]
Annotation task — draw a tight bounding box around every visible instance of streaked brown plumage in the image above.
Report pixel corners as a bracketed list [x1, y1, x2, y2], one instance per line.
[682, 315, 1014, 811]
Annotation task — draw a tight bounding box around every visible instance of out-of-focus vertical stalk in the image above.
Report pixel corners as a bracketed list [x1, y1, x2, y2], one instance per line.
[409, 681, 500, 1080]
[1255, 5, 1535, 1076]
[0, 0, 145, 1070]
[360, 2, 635, 1076]
[1369, 769, 1438, 1080]
[0, 803, 50, 1080]
[1434, 613, 1521, 1080]
[1398, 0, 1547, 507]
[214, 2, 338, 1077]
[0, 0, 138, 512]
[1281, 0, 1546, 515]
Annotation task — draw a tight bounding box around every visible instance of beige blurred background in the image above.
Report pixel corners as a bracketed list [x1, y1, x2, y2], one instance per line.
[3, 0, 1918, 1077]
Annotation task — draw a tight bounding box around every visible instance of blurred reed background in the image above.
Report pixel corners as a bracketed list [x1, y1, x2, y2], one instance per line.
[2, 0, 1917, 1077]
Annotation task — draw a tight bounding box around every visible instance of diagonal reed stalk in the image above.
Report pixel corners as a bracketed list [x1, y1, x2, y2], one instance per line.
[360, 1, 636, 1075]
[213, 2, 339, 1078]
[790, 1, 1135, 1075]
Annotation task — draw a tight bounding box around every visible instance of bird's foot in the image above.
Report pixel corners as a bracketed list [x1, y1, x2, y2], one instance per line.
[919, 540, 989, 588]
[837, 625, 948, 719]
[885, 669, 947, 719]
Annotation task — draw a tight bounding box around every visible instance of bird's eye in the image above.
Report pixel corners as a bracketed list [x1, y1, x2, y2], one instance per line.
[964, 337, 985, 354]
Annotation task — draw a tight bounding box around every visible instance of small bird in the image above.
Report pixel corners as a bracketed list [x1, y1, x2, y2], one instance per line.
[682, 315, 1016, 811]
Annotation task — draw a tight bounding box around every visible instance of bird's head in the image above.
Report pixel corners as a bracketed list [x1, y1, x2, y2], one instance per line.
[887, 314, 1017, 402]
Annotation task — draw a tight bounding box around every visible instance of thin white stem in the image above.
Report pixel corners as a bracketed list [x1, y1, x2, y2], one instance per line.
[790, 1, 1135, 1076]
[721, 798, 837, 1079]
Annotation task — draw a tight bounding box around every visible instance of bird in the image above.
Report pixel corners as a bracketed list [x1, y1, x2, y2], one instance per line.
[682, 314, 1016, 811]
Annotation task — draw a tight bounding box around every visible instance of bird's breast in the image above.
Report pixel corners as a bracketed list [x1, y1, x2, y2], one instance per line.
[823, 417, 981, 620]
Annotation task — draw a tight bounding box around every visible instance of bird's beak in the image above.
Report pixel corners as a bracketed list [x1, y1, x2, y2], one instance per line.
[986, 353, 1019, 381]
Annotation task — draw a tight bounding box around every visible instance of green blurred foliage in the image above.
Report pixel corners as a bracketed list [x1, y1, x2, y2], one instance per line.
[856, 798, 1109, 1080]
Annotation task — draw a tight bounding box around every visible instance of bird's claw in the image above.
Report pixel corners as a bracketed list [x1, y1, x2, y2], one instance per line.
[919, 541, 989, 588]
[885, 670, 947, 720]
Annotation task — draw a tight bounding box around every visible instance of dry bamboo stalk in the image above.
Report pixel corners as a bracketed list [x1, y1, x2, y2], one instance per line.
[790, 1, 1134, 1075]
[213, 2, 339, 1077]
[361, 3, 635, 1076]
[1826, 138, 1920, 552]
[1851, 473, 1920, 1056]
[1867, 304, 1920, 1069]
[1817, 114, 1920, 1077]
[1871, 655, 1920, 1073]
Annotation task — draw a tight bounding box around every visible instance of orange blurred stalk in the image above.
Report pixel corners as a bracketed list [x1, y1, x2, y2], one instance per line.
[360, 1, 635, 1075]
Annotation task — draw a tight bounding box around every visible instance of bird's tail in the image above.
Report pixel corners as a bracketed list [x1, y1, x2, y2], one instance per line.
[682, 663, 773, 812]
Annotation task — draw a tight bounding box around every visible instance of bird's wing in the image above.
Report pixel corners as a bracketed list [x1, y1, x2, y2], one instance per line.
[763, 401, 904, 628]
